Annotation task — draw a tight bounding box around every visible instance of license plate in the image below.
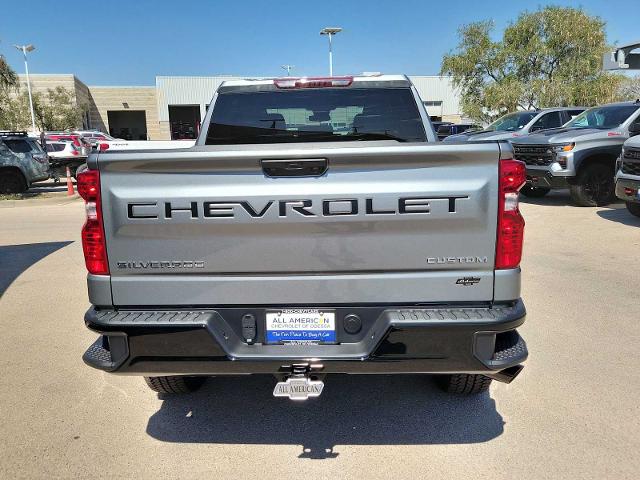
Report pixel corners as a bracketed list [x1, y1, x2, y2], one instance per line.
[265, 309, 336, 344]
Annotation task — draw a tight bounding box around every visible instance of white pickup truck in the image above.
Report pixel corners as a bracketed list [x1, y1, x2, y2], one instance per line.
[97, 139, 196, 151]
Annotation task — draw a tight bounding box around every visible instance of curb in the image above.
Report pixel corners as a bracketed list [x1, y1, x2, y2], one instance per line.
[0, 194, 82, 208]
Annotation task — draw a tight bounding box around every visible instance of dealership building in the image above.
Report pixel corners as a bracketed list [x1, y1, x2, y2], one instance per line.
[18, 74, 464, 140]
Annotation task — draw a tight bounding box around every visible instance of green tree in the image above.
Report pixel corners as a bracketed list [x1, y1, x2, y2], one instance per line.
[0, 53, 16, 89]
[10, 86, 85, 131]
[35, 86, 85, 131]
[618, 75, 640, 100]
[0, 94, 28, 130]
[0, 45, 19, 128]
[441, 7, 624, 123]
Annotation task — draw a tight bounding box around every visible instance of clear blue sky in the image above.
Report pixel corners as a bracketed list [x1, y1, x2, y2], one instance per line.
[1, 0, 637, 85]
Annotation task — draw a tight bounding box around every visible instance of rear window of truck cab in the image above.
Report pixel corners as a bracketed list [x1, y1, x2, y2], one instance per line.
[205, 87, 427, 144]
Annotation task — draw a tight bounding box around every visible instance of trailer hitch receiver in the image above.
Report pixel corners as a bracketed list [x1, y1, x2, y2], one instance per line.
[273, 363, 325, 400]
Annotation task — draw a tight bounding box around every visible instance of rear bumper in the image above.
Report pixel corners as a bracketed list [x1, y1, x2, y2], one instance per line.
[83, 300, 527, 376]
[615, 176, 640, 203]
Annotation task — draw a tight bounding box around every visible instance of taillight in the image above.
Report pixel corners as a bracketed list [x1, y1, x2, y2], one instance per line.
[99, 143, 109, 151]
[72, 148, 79, 156]
[496, 159, 526, 270]
[274, 76, 353, 89]
[77, 170, 109, 275]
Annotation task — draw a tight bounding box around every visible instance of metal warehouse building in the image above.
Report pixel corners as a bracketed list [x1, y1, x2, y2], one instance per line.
[18, 74, 463, 140]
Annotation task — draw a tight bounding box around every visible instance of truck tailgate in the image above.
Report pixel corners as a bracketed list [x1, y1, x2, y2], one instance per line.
[97, 142, 501, 306]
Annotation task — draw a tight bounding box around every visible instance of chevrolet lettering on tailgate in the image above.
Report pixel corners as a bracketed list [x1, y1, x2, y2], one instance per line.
[126, 196, 470, 220]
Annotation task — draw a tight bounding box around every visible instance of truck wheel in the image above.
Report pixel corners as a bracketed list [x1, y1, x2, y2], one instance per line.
[144, 376, 206, 394]
[520, 185, 550, 198]
[0, 170, 27, 194]
[437, 374, 492, 395]
[626, 202, 640, 218]
[569, 163, 616, 206]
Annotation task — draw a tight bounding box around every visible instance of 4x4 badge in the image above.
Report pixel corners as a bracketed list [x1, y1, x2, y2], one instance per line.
[456, 277, 481, 286]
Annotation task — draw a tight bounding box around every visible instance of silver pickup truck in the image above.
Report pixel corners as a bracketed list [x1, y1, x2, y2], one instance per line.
[615, 135, 640, 217]
[512, 102, 640, 206]
[78, 75, 528, 400]
[443, 107, 585, 143]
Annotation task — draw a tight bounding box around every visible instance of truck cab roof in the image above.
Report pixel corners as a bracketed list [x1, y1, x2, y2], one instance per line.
[218, 74, 411, 89]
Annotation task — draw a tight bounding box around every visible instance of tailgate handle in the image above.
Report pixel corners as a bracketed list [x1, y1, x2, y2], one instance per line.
[262, 158, 328, 177]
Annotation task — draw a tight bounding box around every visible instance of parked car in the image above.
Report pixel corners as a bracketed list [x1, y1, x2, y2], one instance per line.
[45, 141, 87, 180]
[431, 121, 452, 131]
[512, 101, 640, 206]
[75, 130, 118, 147]
[45, 132, 92, 156]
[0, 131, 50, 193]
[443, 107, 586, 142]
[615, 132, 640, 217]
[79, 74, 528, 400]
[437, 123, 481, 140]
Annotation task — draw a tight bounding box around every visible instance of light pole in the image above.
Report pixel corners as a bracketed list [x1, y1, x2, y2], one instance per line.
[320, 27, 342, 76]
[14, 44, 36, 133]
[281, 64, 295, 76]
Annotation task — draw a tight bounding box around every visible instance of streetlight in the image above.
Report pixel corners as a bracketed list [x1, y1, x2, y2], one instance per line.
[281, 64, 295, 76]
[14, 44, 36, 133]
[320, 27, 342, 76]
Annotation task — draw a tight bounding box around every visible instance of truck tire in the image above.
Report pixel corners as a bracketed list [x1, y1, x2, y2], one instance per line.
[569, 163, 616, 206]
[144, 376, 205, 394]
[520, 185, 550, 198]
[626, 202, 640, 218]
[0, 170, 27, 194]
[437, 374, 492, 394]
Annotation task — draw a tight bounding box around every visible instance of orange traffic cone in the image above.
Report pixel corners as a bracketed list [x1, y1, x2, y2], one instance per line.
[66, 166, 75, 196]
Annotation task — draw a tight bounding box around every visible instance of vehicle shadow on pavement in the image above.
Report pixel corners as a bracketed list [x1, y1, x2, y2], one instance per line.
[0, 241, 73, 297]
[596, 206, 640, 227]
[146, 374, 504, 458]
[519, 190, 574, 206]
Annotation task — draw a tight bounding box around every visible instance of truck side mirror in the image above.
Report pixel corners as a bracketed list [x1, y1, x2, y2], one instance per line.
[629, 122, 640, 136]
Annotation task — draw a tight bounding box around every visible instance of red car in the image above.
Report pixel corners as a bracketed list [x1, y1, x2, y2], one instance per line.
[45, 133, 92, 156]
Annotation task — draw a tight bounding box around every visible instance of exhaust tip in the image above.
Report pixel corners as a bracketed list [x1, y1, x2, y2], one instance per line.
[486, 364, 524, 384]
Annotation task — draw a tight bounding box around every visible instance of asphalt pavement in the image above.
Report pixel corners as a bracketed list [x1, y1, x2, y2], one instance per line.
[0, 191, 639, 479]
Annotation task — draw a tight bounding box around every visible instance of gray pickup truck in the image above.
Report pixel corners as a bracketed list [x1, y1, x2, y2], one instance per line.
[512, 102, 640, 206]
[79, 75, 528, 400]
[615, 135, 640, 217]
